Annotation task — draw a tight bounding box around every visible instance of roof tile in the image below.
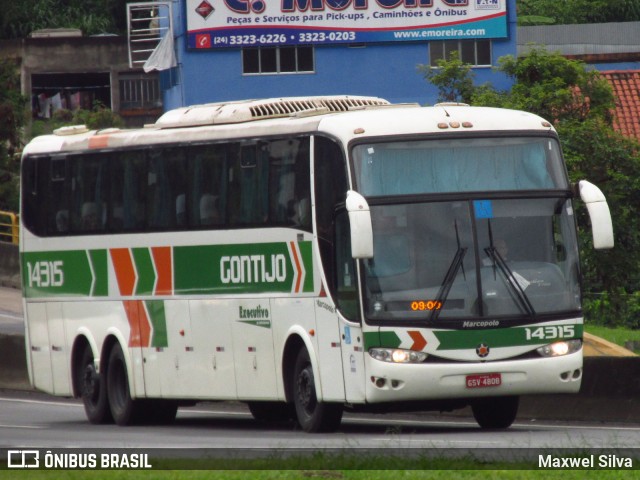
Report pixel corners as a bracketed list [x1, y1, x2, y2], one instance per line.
[600, 70, 640, 141]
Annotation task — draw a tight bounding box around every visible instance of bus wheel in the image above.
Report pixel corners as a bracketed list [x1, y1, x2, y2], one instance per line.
[78, 345, 112, 424]
[247, 401, 294, 423]
[471, 396, 519, 429]
[292, 348, 343, 433]
[106, 343, 145, 426]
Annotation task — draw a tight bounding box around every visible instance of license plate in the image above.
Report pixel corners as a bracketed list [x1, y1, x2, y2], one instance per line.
[466, 373, 502, 389]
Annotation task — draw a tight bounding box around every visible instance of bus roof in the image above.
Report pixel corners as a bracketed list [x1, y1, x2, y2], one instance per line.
[22, 96, 556, 156]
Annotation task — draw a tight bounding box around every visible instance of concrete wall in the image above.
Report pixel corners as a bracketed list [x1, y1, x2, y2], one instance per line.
[0, 36, 162, 126]
[0, 37, 130, 113]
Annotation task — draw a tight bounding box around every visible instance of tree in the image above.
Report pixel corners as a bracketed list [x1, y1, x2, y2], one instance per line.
[492, 48, 615, 124]
[417, 52, 476, 104]
[0, 0, 131, 39]
[0, 59, 27, 212]
[517, 0, 640, 26]
[423, 48, 640, 328]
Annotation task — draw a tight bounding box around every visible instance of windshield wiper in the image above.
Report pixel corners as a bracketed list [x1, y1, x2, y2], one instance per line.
[485, 246, 536, 318]
[429, 247, 467, 323]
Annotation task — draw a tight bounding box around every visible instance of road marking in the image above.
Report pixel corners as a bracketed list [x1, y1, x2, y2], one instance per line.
[0, 397, 82, 408]
[0, 424, 44, 429]
[0, 310, 23, 320]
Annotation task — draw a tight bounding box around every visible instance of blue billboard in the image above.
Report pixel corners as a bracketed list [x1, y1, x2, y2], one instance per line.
[187, 0, 508, 49]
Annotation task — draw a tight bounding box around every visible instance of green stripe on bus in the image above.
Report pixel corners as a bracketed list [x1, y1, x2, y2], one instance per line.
[89, 249, 108, 296]
[22, 250, 98, 297]
[173, 242, 313, 295]
[433, 324, 583, 350]
[133, 248, 155, 296]
[363, 331, 401, 349]
[299, 241, 314, 293]
[146, 300, 168, 348]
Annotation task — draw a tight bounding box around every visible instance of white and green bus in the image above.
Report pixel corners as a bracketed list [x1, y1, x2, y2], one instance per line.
[20, 96, 613, 432]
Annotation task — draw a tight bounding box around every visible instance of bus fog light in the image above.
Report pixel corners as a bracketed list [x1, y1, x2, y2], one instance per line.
[537, 339, 581, 357]
[369, 348, 427, 363]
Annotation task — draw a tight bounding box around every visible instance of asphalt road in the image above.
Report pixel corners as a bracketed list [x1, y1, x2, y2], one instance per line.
[1, 390, 639, 453]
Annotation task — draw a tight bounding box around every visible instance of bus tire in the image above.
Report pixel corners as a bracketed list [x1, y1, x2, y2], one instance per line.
[471, 396, 519, 429]
[106, 343, 145, 426]
[247, 401, 294, 423]
[77, 345, 113, 424]
[292, 348, 343, 433]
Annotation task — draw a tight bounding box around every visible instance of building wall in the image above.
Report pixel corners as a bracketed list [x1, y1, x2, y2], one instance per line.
[0, 36, 163, 127]
[163, 0, 517, 109]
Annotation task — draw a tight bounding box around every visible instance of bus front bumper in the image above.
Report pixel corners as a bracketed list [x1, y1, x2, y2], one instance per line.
[364, 351, 582, 404]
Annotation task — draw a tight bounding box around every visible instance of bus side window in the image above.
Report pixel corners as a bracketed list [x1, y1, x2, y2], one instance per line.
[69, 154, 107, 233]
[21, 156, 47, 236]
[48, 156, 70, 234]
[188, 143, 228, 228]
[335, 210, 359, 321]
[111, 152, 146, 231]
[267, 137, 311, 230]
[314, 136, 351, 308]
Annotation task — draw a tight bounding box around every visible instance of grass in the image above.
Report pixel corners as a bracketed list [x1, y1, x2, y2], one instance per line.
[1, 451, 638, 478]
[585, 324, 640, 354]
[0, 469, 637, 479]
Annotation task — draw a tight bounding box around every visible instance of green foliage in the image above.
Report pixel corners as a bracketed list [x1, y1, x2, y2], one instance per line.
[585, 322, 640, 352]
[0, 0, 130, 38]
[417, 52, 476, 104]
[0, 59, 27, 212]
[422, 47, 640, 328]
[495, 48, 615, 123]
[72, 102, 125, 130]
[583, 290, 640, 330]
[30, 103, 125, 137]
[517, 0, 640, 25]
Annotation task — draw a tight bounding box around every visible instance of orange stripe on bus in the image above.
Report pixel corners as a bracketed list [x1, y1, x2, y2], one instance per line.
[124, 300, 151, 348]
[151, 246, 173, 295]
[88, 135, 110, 149]
[110, 248, 136, 296]
[290, 241, 302, 294]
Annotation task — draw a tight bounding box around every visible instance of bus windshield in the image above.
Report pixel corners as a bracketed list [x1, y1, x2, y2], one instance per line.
[352, 137, 580, 324]
[352, 137, 568, 195]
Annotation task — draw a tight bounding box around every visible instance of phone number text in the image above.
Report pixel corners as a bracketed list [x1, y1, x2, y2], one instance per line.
[217, 31, 357, 46]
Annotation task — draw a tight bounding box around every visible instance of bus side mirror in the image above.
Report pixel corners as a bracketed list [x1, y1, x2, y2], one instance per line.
[346, 190, 374, 259]
[578, 180, 614, 250]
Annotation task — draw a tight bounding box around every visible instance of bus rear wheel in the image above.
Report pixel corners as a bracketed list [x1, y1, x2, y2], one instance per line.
[106, 343, 146, 426]
[77, 345, 112, 424]
[471, 396, 519, 429]
[292, 348, 343, 433]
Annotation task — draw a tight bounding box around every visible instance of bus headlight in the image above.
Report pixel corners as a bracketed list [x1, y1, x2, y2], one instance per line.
[369, 348, 428, 363]
[536, 339, 582, 357]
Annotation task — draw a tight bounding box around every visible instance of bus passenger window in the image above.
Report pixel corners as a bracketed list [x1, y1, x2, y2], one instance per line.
[335, 211, 359, 321]
[81, 202, 99, 230]
[55, 210, 69, 232]
[199, 194, 221, 225]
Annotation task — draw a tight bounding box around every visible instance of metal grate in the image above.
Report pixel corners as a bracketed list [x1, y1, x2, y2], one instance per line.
[248, 97, 390, 119]
[155, 96, 392, 128]
[127, 2, 172, 69]
[119, 74, 162, 109]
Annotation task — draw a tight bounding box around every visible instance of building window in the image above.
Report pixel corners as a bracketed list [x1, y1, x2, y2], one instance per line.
[243, 46, 314, 74]
[119, 73, 162, 110]
[429, 40, 491, 67]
